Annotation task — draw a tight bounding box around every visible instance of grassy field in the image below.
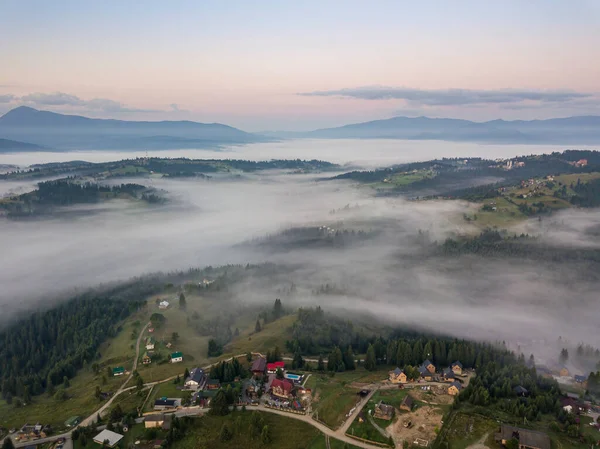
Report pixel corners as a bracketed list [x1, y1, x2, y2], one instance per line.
[143, 380, 186, 413]
[172, 411, 321, 449]
[307, 434, 362, 449]
[306, 369, 387, 429]
[347, 414, 391, 445]
[223, 314, 296, 356]
[440, 411, 499, 449]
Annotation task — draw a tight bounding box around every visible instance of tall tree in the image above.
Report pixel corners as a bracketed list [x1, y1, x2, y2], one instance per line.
[209, 390, 229, 416]
[178, 292, 187, 310]
[317, 354, 325, 371]
[255, 319, 262, 333]
[365, 344, 376, 371]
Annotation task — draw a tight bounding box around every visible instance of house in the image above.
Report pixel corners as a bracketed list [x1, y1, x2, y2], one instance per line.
[145, 414, 171, 429]
[251, 356, 267, 377]
[400, 395, 414, 412]
[93, 430, 124, 448]
[559, 367, 569, 377]
[64, 416, 80, 428]
[170, 352, 183, 363]
[419, 365, 433, 382]
[373, 401, 394, 420]
[389, 367, 407, 384]
[451, 361, 463, 376]
[561, 397, 587, 414]
[574, 375, 588, 386]
[154, 398, 178, 410]
[442, 367, 456, 382]
[158, 300, 170, 309]
[206, 379, 221, 390]
[267, 361, 285, 374]
[535, 365, 553, 378]
[495, 424, 550, 449]
[112, 367, 125, 376]
[271, 378, 294, 399]
[145, 337, 155, 350]
[422, 359, 436, 374]
[448, 381, 462, 396]
[142, 352, 152, 365]
[514, 386, 529, 397]
[184, 368, 207, 390]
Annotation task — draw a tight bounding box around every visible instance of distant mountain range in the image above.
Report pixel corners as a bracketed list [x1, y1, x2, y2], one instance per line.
[0, 138, 47, 152]
[1, 107, 600, 151]
[0, 106, 266, 151]
[267, 115, 600, 144]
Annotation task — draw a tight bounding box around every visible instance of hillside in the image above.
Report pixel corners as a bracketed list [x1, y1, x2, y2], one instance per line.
[0, 138, 47, 152]
[0, 106, 267, 150]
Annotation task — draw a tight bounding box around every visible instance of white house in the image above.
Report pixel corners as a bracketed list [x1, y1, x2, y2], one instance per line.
[158, 300, 170, 309]
[170, 351, 183, 363]
[184, 368, 207, 390]
[145, 337, 155, 350]
[93, 430, 124, 448]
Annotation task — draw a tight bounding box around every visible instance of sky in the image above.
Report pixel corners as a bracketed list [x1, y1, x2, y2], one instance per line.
[1, 0, 599, 131]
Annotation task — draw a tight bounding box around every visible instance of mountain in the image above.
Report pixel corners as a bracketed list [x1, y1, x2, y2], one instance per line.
[293, 115, 600, 144]
[0, 138, 48, 153]
[0, 106, 266, 150]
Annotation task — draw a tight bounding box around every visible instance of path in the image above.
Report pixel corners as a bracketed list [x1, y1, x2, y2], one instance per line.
[337, 387, 378, 435]
[465, 433, 491, 449]
[79, 321, 150, 426]
[367, 413, 389, 439]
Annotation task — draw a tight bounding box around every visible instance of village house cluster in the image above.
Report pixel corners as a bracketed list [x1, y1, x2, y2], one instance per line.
[389, 360, 465, 396]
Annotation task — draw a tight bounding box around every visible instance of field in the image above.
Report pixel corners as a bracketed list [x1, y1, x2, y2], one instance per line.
[171, 411, 321, 449]
[307, 435, 362, 449]
[143, 380, 187, 413]
[438, 412, 499, 449]
[365, 169, 435, 191]
[306, 369, 387, 429]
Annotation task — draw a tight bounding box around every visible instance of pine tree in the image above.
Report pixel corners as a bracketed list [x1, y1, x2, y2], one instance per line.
[209, 390, 229, 416]
[317, 354, 325, 371]
[255, 319, 262, 333]
[365, 344, 376, 371]
[2, 437, 14, 449]
[178, 292, 186, 310]
[261, 425, 272, 444]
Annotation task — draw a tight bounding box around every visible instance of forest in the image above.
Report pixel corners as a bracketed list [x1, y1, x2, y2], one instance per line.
[0, 279, 162, 402]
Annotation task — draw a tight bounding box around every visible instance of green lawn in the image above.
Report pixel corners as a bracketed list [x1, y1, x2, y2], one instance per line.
[308, 369, 387, 429]
[171, 411, 320, 449]
[307, 434, 362, 449]
[347, 414, 391, 445]
[143, 380, 185, 412]
[440, 411, 499, 449]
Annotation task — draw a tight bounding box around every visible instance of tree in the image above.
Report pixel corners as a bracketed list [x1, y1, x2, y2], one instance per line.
[54, 387, 67, 401]
[344, 346, 356, 370]
[178, 292, 187, 310]
[273, 298, 283, 319]
[219, 423, 232, 442]
[184, 368, 190, 379]
[106, 366, 113, 378]
[208, 339, 223, 357]
[292, 351, 304, 370]
[2, 437, 14, 449]
[209, 390, 229, 416]
[317, 354, 325, 371]
[136, 375, 144, 392]
[63, 376, 70, 388]
[95, 386, 102, 400]
[365, 344, 377, 371]
[261, 425, 272, 444]
[559, 348, 569, 364]
[255, 319, 262, 333]
[246, 352, 253, 363]
[276, 368, 284, 380]
[172, 332, 180, 344]
[80, 435, 87, 447]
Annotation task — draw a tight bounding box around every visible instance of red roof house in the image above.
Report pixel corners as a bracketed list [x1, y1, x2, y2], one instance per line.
[271, 378, 294, 399]
[267, 361, 285, 374]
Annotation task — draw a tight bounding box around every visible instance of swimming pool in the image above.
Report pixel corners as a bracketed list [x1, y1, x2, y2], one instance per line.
[285, 373, 302, 381]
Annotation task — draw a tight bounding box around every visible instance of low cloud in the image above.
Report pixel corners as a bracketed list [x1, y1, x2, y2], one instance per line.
[19, 91, 159, 113]
[0, 94, 16, 103]
[299, 86, 595, 108]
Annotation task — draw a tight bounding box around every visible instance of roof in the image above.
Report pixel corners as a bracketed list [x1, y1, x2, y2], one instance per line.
[418, 365, 429, 375]
[450, 381, 462, 390]
[443, 367, 455, 378]
[93, 430, 124, 447]
[251, 357, 267, 372]
[392, 367, 403, 375]
[423, 359, 433, 367]
[376, 401, 394, 415]
[171, 351, 183, 358]
[574, 375, 588, 382]
[113, 367, 124, 373]
[186, 368, 205, 383]
[514, 386, 528, 394]
[498, 425, 550, 449]
[401, 395, 414, 409]
[145, 414, 165, 422]
[155, 399, 177, 407]
[64, 416, 80, 426]
[207, 378, 220, 385]
[271, 378, 294, 395]
[267, 361, 285, 370]
[452, 361, 463, 368]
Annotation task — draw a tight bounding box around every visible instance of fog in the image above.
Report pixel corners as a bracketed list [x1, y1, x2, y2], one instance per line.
[2, 143, 600, 357]
[2, 138, 595, 169]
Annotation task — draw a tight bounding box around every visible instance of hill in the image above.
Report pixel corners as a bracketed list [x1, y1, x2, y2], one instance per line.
[293, 115, 600, 144]
[0, 106, 267, 150]
[0, 137, 47, 152]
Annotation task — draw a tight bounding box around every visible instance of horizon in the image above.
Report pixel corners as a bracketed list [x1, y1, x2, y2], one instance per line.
[1, 0, 599, 131]
[2, 105, 600, 134]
